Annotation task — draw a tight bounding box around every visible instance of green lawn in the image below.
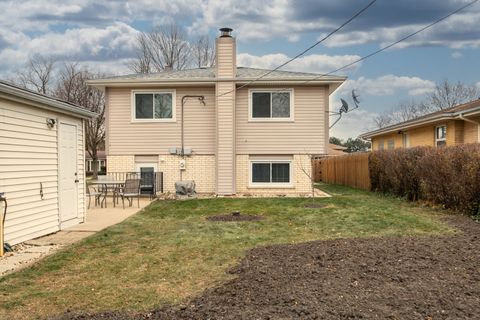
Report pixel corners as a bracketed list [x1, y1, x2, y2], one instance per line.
[0, 184, 454, 319]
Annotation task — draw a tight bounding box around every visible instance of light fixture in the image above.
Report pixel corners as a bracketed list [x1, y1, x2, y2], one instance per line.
[46, 118, 56, 128]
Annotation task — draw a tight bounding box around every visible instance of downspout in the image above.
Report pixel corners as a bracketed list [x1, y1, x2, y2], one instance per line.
[180, 95, 206, 180]
[458, 113, 480, 142]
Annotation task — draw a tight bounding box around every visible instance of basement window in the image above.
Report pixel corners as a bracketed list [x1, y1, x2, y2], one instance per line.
[132, 90, 175, 121]
[250, 160, 292, 186]
[249, 89, 293, 121]
[435, 125, 447, 146]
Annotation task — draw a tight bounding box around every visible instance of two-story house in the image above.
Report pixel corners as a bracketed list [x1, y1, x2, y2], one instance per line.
[88, 28, 346, 196]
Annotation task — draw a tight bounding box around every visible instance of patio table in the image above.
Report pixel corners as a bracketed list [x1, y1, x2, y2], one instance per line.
[89, 180, 125, 208]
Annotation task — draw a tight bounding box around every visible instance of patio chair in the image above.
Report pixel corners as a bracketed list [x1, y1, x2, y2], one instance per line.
[116, 178, 141, 209]
[86, 185, 102, 209]
[140, 171, 155, 199]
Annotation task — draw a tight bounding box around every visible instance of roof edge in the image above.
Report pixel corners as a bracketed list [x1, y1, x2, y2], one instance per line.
[0, 81, 97, 119]
[360, 104, 480, 139]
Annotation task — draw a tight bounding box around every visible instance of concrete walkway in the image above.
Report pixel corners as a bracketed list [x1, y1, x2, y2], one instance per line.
[0, 198, 152, 276]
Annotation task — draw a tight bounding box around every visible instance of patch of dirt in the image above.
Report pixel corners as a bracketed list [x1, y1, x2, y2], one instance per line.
[54, 215, 480, 320]
[206, 212, 264, 222]
[303, 203, 328, 208]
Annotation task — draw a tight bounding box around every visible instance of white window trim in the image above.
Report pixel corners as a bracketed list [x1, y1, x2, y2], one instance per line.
[135, 162, 158, 172]
[249, 160, 293, 188]
[248, 88, 294, 122]
[131, 89, 176, 123]
[435, 125, 447, 146]
[402, 132, 410, 148]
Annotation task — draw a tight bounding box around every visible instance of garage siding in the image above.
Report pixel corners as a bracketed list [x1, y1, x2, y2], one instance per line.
[0, 98, 85, 245]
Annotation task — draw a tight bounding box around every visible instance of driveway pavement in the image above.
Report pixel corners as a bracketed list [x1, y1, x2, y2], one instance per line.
[0, 198, 152, 276]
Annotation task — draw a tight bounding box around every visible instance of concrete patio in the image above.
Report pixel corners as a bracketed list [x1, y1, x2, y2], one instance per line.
[0, 197, 153, 276]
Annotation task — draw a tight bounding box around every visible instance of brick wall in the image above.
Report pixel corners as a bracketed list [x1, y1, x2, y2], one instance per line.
[106, 155, 135, 172]
[107, 154, 216, 194]
[159, 155, 216, 194]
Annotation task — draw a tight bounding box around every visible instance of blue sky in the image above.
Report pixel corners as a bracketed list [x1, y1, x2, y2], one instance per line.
[1, 0, 479, 139]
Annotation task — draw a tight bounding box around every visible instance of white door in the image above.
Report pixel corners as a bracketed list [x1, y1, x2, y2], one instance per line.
[59, 122, 79, 224]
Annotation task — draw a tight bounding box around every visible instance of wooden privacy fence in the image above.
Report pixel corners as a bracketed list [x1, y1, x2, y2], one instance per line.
[313, 153, 371, 190]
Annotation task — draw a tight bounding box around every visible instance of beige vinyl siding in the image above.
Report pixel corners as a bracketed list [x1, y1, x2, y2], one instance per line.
[216, 37, 236, 78]
[0, 98, 85, 245]
[235, 86, 328, 154]
[107, 87, 216, 155]
[216, 82, 236, 194]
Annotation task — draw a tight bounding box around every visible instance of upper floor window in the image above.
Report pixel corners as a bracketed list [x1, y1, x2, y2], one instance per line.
[435, 125, 446, 146]
[249, 89, 293, 121]
[132, 90, 175, 121]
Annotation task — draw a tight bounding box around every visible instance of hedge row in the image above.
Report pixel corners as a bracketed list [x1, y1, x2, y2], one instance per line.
[369, 144, 480, 215]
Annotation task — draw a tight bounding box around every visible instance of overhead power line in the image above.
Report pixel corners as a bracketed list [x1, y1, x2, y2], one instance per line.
[291, 0, 480, 86]
[216, 0, 378, 98]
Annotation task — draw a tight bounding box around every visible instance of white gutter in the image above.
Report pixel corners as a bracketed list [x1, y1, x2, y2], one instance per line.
[0, 82, 97, 119]
[87, 78, 346, 88]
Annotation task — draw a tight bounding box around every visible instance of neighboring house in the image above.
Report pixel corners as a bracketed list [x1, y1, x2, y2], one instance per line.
[328, 143, 348, 156]
[85, 150, 107, 173]
[88, 28, 346, 195]
[361, 99, 480, 151]
[0, 81, 96, 245]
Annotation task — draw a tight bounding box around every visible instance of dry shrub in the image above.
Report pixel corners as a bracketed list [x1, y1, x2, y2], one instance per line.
[369, 144, 480, 215]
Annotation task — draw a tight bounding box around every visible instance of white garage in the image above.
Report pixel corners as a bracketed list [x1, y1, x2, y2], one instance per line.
[0, 81, 96, 245]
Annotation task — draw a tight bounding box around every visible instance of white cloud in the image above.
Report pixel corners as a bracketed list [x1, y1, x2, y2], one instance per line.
[0, 22, 139, 78]
[339, 75, 435, 97]
[476, 82, 480, 90]
[237, 53, 361, 74]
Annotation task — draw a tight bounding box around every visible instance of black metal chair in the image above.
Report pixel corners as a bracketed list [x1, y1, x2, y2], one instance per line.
[140, 171, 155, 199]
[86, 185, 102, 209]
[116, 179, 141, 209]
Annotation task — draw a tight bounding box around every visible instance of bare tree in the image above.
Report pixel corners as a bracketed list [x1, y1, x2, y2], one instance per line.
[427, 80, 480, 110]
[129, 33, 152, 73]
[129, 23, 191, 73]
[373, 80, 480, 129]
[55, 63, 105, 178]
[18, 54, 55, 94]
[192, 35, 215, 68]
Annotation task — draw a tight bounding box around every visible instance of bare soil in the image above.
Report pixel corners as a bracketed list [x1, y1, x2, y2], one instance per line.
[303, 203, 328, 208]
[206, 212, 264, 222]
[55, 215, 480, 320]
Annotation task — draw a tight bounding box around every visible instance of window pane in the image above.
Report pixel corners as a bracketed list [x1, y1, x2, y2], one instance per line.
[436, 140, 446, 147]
[252, 93, 271, 118]
[154, 93, 173, 119]
[436, 126, 446, 139]
[272, 163, 290, 183]
[272, 92, 290, 118]
[252, 163, 271, 182]
[135, 94, 153, 119]
[387, 139, 394, 150]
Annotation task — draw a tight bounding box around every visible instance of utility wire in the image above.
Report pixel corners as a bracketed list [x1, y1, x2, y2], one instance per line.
[281, 0, 480, 88]
[216, 0, 378, 98]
